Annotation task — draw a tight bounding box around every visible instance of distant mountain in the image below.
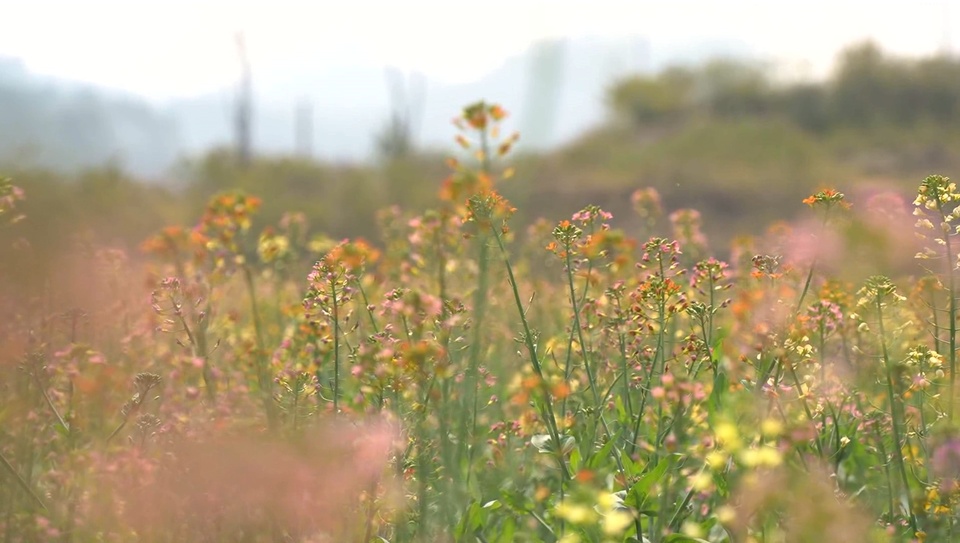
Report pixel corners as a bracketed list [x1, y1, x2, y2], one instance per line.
[0, 57, 180, 177]
[0, 36, 755, 178]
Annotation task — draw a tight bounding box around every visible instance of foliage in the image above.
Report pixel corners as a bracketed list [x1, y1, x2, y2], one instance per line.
[607, 41, 960, 133]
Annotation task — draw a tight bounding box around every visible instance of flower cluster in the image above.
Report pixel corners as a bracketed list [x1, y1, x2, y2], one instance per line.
[802, 187, 851, 210]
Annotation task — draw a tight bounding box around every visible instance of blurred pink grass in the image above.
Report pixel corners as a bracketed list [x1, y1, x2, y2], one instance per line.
[99, 418, 400, 539]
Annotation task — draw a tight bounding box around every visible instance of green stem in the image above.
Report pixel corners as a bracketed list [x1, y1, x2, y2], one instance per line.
[795, 213, 829, 316]
[563, 248, 628, 480]
[785, 361, 824, 458]
[491, 228, 569, 481]
[876, 293, 918, 534]
[243, 264, 279, 430]
[631, 255, 669, 458]
[936, 199, 957, 422]
[33, 375, 69, 435]
[564, 250, 601, 407]
[331, 273, 341, 414]
[171, 294, 215, 401]
[457, 234, 489, 475]
[356, 276, 380, 333]
[615, 299, 635, 423]
[0, 451, 47, 511]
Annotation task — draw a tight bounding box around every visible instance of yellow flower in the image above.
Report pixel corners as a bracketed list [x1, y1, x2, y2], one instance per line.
[760, 418, 783, 438]
[692, 471, 712, 491]
[715, 422, 742, 451]
[602, 510, 633, 535]
[555, 502, 596, 524]
[739, 446, 782, 467]
[716, 505, 736, 524]
[681, 521, 704, 538]
[706, 451, 728, 469]
[757, 446, 783, 467]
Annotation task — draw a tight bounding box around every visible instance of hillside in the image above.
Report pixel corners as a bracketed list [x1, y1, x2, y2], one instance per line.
[4, 42, 960, 268]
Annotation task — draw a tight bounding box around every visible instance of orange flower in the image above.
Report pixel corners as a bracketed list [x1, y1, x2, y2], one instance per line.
[803, 188, 850, 209]
[551, 381, 572, 400]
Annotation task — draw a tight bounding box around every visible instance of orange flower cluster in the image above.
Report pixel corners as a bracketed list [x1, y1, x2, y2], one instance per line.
[323, 238, 380, 275]
[802, 188, 851, 210]
[198, 192, 262, 246]
[441, 102, 518, 210]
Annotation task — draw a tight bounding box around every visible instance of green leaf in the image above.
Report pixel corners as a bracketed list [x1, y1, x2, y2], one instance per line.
[570, 446, 582, 472]
[709, 371, 728, 413]
[663, 535, 711, 543]
[621, 452, 639, 476]
[54, 421, 71, 437]
[496, 516, 517, 543]
[455, 501, 485, 539]
[625, 456, 672, 509]
[586, 428, 623, 470]
[713, 469, 730, 498]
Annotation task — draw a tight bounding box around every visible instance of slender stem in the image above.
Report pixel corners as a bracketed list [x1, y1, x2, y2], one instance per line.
[818, 322, 831, 460]
[795, 213, 829, 316]
[563, 248, 627, 480]
[330, 273, 341, 414]
[242, 264, 278, 429]
[785, 362, 824, 457]
[561, 244, 596, 417]
[356, 276, 380, 333]
[0, 451, 47, 511]
[457, 234, 489, 475]
[172, 294, 215, 401]
[631, 255, 669, 458]
[936, 199, 957, 421]
[106, 420, 127, 443]
[872, 414, 897, 522]
[564, 249, 601, 407]
[876, 293, 918, 534]
[615, 295, 635, 423]
[491, 228, 569, 481]
[931, 289, 943, 356]
[795, 258, 818, 317]
[434, 221, 456, 532]
[691, 317, 716, 380]
[31, 373, 69, 435]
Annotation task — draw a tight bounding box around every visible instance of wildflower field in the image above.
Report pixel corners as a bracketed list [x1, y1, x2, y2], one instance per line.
[4, 102, 960, 542]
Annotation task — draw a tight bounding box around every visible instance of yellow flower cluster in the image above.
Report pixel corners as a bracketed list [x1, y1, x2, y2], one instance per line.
[711, 418, 784, 470]
[554, 490, 634, 541]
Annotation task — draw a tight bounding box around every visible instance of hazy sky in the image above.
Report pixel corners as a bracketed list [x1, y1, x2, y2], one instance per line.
[1, 0, 957, 100]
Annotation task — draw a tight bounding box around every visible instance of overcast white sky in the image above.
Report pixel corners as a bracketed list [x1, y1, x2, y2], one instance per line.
[1, 0, 957, 100]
